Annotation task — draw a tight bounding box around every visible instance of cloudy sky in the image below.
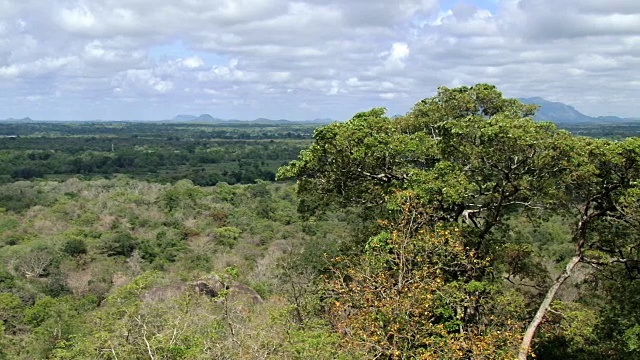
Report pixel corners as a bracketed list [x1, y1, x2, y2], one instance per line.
[1, 0, 639, 120]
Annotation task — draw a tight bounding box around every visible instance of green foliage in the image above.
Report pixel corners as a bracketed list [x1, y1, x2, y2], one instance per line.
[61, 238, 87, 257]
[99, 231, 138, 257]
[0, 293, 23, 333]
[139, 229, 188, 266]
[0, 181, 55, 212]
[21, 295, 96, 359]
[282, 320, 357, 360]
[326, 192, 524, 359]
[0, 121, 315, 185]
[42, 271, 72, 297]
[0, 86, 638, 358]
[0, 320, 7, 360]
[533, 301, 600, 359]
[214, 226, 242, 248]
[589, 265, 640, 359]
[161, 180, 203, 212]
[0, 270, 16, 292]
[0, 212, 18, 234]
[224, 265, 240, 279]
[624, 325, 640, 352]
[279, 84, 574, 248]
[0, 176, 354, 358]
[280, 83, 640, 358]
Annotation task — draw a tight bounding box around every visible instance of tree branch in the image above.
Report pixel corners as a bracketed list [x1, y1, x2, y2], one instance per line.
[518, 255, 582, 360]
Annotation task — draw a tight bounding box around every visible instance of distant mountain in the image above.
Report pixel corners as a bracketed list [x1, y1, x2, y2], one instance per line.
[172, 114, 198, 121]
[255, 117, 311, 124]
[1, 117, 33, 122]
[252, 117, 337, 124]
[518, 97, 632, 123]
[309, 118, 335, 123]
[519, 97, 593, 123]
[171, 114, 225, 122]
[170, 114, 334, 124]
[594, 115, 628, 122]
[194, 114, 220, 122]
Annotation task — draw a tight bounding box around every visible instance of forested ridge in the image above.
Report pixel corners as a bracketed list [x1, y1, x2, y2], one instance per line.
[1, 84, 639, 359]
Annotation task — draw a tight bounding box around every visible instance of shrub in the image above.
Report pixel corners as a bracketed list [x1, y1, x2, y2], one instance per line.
[62, 238, 87, 257]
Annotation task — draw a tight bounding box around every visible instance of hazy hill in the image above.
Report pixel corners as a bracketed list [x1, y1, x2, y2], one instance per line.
[0, 117, 34, 122]
[172, 98, 637, 125]
[172, 114, 198, 121]
[170, 114, 334, 124]
[171, 114, 225, 122]
[518, 97, 634, 123]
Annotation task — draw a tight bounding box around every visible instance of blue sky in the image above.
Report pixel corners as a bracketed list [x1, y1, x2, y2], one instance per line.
[0, 0, 639, 120]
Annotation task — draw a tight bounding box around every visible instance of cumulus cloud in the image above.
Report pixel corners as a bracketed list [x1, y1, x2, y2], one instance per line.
[511, 0, 640, 39]
[0, 56, 77, 78]
[181, 56, 205, 69]
[112, 69, 174, 94]
[384, 42, 411, 70]
[197, 59, 258, 82]
[0, 0, 638, 120]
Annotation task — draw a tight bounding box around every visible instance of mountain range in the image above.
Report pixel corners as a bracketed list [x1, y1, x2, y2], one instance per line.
[170, 114, 333, 124]
[172, 114, 223, 122]
[0, 117, 33, 122]
[173, 99, 638, 125]
[518, 97, 638, 123]
[2, 99, 637, 124]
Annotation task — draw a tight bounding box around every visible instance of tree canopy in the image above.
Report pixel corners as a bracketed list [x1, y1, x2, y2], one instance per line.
[279, 84, 640, 359]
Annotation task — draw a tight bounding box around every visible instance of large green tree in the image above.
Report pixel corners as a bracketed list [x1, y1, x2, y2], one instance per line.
[278, 84, 640, 358]
[279, 85, 571, 238]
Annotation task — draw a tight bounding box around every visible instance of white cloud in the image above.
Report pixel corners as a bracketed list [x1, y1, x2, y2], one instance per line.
[0, 56, 76, 78]
[202, 88, 221, 95]
[182, 56, 205, 69]
[0, 0, 638, 120]
[327, 80, 340, 95]
[346, 77, 361, 87]
[197, 59, 258, 82]
[511, 0, 640, 39]
[575, 54, 619, 71]
[268, 71, 291, 82]
[112, 69, 174, 94]
[83, 40, 146, 66]
[384, 42, 410, 70]
[58, 4, 97, 31]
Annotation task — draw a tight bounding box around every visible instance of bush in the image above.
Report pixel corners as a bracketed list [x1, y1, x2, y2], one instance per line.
[99, 232, 138, 257]
[62, 238, 87, 257]
[214, 226, 242, 248]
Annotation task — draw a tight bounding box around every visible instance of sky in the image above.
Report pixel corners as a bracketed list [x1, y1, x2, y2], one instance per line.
[0, 0, 639, 121]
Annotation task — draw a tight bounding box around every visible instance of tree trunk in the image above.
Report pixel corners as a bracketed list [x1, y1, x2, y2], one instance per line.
[517, 255, 582, 360]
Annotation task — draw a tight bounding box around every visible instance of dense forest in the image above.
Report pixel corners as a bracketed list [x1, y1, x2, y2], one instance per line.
[0, 122, 316, 186]
[1, 84, 640, 359]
